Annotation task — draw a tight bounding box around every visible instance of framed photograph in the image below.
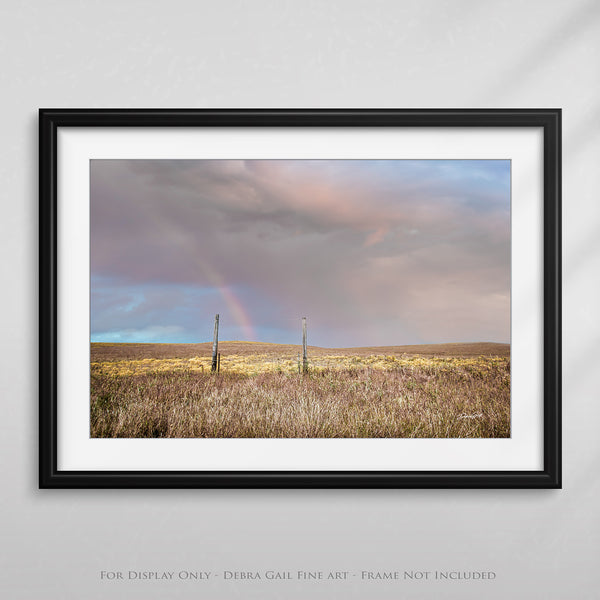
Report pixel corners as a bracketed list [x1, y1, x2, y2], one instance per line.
[39, 109, 561, 488]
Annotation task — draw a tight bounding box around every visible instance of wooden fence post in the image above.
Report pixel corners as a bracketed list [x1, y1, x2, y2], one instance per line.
[218, 352, 221, 374]
[302, 317, 308, 373]
[211, 314, 219, 372]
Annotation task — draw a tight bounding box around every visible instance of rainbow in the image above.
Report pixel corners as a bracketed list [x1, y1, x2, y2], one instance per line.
[188, 254, 256, 342]
[140, 204, 257, 342]
[216, 284, 256, 341]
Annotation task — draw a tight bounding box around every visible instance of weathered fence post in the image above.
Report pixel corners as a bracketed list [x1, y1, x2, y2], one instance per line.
[302, 317, 308, 373]
[211, 314, 219, 372]
[217, 352, 221, 374]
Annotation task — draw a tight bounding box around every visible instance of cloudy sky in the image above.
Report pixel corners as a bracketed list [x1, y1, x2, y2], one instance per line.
[90, 159, 510, 347]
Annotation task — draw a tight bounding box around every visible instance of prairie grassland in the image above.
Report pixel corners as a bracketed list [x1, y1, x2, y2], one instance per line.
[91, 343, 510, 438]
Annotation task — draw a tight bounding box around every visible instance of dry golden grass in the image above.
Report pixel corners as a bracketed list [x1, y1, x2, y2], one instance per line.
[91, 342, 510, 439]
[92, 341, 509, 362]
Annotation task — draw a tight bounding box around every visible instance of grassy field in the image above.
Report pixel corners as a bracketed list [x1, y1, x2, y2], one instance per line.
[90, 341, 510, 439]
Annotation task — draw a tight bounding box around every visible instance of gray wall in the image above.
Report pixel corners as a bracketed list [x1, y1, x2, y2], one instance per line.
[2, 1, 598, 598]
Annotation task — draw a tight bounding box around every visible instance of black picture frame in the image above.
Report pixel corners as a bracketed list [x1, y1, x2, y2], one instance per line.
[39, 108, 561, 489]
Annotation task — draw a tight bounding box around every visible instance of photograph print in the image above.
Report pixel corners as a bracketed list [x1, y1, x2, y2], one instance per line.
[90, 158, 511, 439]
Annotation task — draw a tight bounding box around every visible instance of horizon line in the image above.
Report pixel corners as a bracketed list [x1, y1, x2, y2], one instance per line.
[90, 340, 510, 348]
